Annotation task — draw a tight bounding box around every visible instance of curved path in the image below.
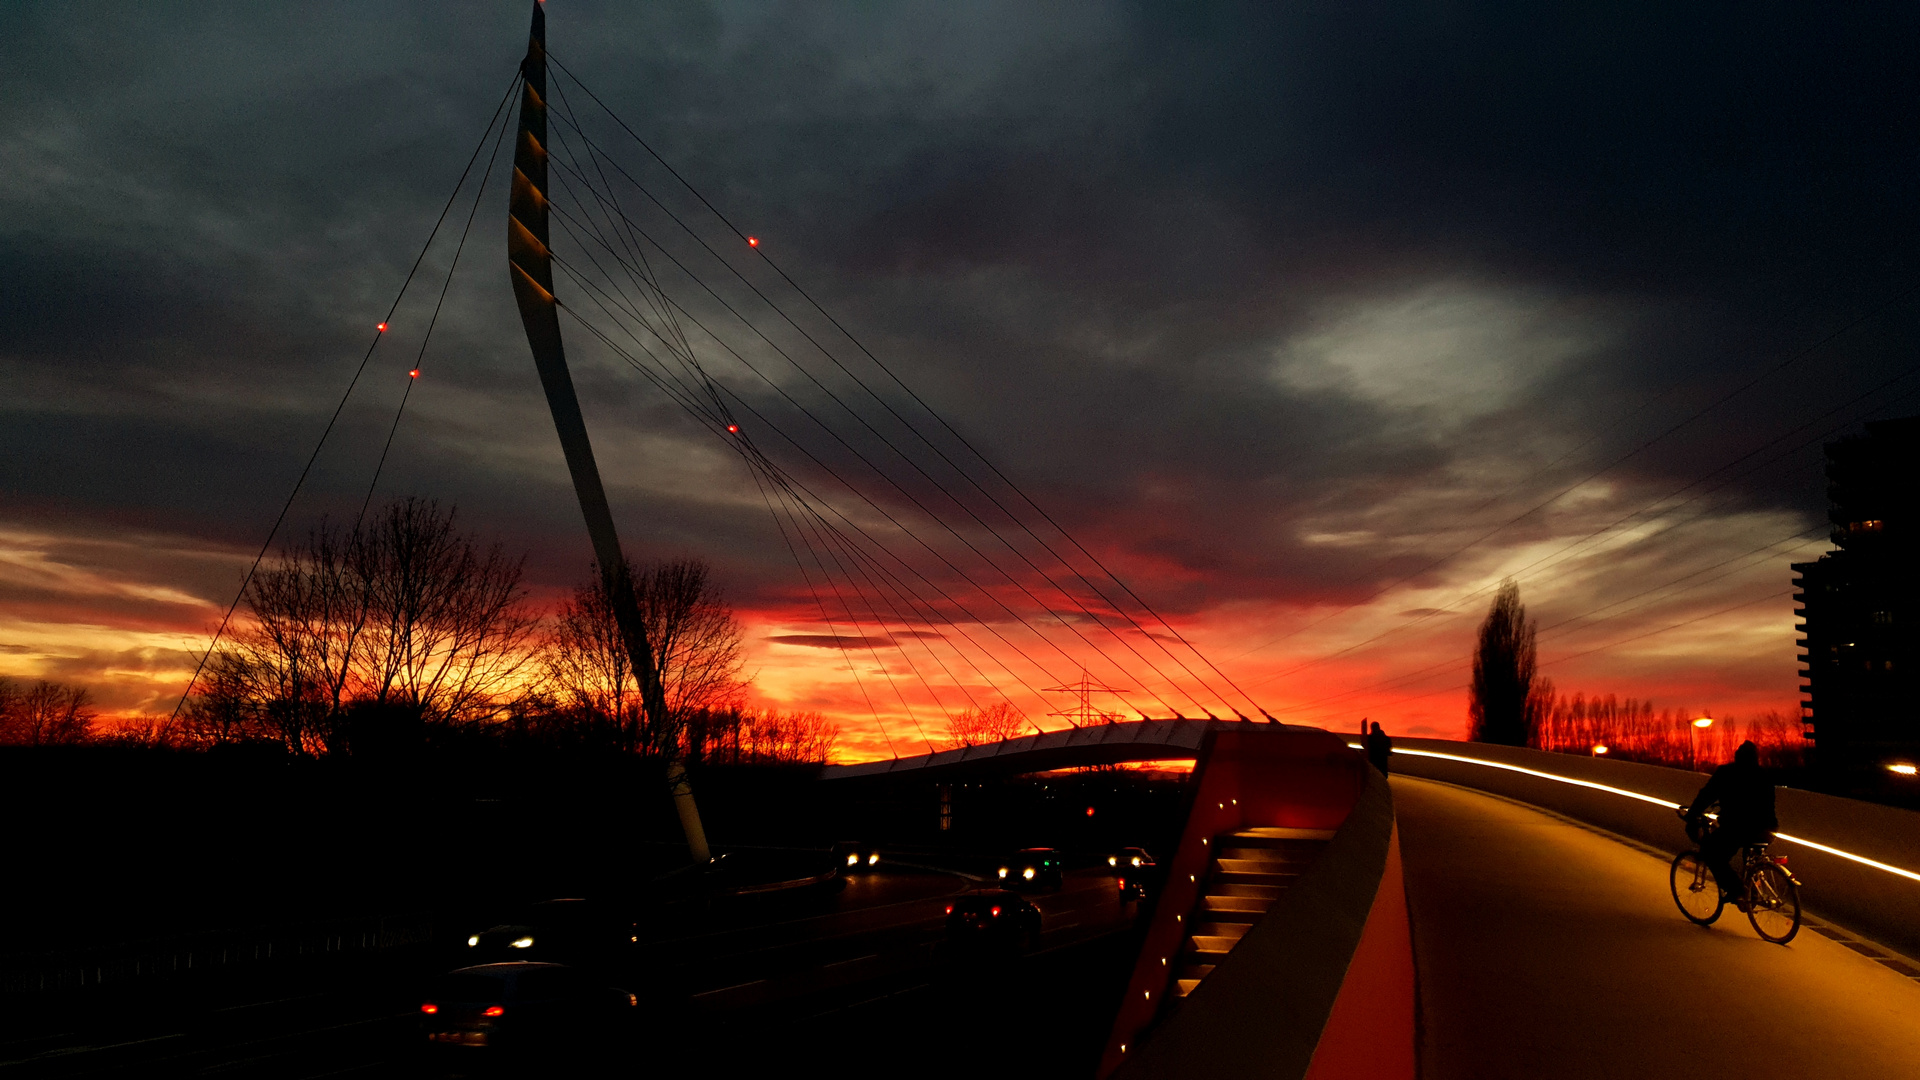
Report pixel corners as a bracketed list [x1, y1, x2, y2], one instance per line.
[1394, 775, 1920, 1079]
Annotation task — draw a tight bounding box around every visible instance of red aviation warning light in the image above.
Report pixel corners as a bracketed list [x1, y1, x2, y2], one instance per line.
[376, 322, 388, 332]
[746, 237, 759, 247]
[409, 369, 420, 379]
[726, 424, 739, 433]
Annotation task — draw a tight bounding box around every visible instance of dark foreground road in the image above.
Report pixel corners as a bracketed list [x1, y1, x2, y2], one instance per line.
[1395, 775, 1920, 1080]
[1, 868, 1135, 1079]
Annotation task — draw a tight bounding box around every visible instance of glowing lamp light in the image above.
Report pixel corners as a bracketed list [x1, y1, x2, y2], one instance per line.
[1108, 856, 1118, 867]
[420, 1003, 438, 1014]
[1889, 763, 1918, 777]
[747, 236, 759, 247]
[726, 424, 739, 433]
[868, 852, 880, 866]
[1693, 717, 1715, 729]
[1592, 745, 1609, 756]
[466, 935, 479, 947]
[990, 906, 1001, 917]
[409, 369, 419, 379]
[998, 867, 1008, 878]
[1023, 867, 1036, 880]
[847, 853, 859, 866]
[483, 1006, 505, 1017]
[376, 322, 388, 332]
[1131, 856, 1142, 867]
[1086, 806, 1096, 817]
[510, 936, 534, 949]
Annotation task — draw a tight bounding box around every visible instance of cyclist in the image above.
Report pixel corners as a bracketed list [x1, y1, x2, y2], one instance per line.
[1684, 740, 1777, 907]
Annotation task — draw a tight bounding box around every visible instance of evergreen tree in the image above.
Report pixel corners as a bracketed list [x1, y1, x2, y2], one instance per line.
[1469, 581, 1538, 746]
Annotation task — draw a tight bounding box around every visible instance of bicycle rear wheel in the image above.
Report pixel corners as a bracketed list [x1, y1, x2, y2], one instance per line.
[1671, 851, 1723, 925]
[1746, 863, 1801, 944]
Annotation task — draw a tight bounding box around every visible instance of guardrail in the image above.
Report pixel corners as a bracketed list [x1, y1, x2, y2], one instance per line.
[0, 913, 438, 995]
[1385, 738, 1920, 960]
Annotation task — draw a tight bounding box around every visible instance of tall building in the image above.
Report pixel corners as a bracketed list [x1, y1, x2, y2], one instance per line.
[1792, 416, 1920, 780]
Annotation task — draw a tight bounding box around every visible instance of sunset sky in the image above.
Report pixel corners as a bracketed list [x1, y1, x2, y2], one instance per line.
[4, 3, 1918, 761]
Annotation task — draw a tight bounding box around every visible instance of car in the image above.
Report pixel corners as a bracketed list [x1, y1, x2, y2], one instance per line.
[462, 898, 634, 965]
[945, 889, 1041, 947]
[996, 847, 1064, 890]
[419, 962, 638, 1056]
[1107, 846, 1156, 871]
[831, 840, 884, 873]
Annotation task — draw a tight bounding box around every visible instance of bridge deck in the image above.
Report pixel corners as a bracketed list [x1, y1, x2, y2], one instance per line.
[1395, 775, 1920, 1078]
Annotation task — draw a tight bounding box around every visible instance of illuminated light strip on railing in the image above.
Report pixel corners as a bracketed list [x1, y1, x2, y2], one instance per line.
[1350, 742, 1920, 884]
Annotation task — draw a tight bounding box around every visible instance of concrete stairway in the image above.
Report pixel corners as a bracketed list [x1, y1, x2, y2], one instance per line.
[1174, 827, 1335, 997]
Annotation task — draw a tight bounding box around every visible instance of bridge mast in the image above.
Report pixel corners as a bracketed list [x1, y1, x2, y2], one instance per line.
[507, 2, 710, 862]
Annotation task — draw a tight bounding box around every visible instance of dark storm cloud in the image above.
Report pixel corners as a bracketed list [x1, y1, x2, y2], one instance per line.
[2, 0, 1916, 633]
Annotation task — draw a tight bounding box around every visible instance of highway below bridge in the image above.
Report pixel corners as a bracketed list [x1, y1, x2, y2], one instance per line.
[10, 734, 1920, 1078]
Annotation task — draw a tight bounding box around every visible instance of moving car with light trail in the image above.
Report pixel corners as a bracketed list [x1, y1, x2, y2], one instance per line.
[462, 898, 633, 965]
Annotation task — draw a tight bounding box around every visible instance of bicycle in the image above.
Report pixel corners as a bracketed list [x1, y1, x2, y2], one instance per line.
[1670, 807, 1802, 944]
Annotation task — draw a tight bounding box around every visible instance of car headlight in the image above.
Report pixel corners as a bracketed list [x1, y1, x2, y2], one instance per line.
[868, 853, 880, 866]
[467, 935, 479, 947]
[1108, 856, 1117, 866]
[847, 853, 859, 866]
[998, 867, 1008, 878]
[510, 936, 534, 949]
[1131, 856, 1142, 867]
[1023, 867, 1036, 880]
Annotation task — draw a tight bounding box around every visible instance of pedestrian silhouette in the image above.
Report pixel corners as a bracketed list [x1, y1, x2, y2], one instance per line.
[1365, 721, 1392, 775]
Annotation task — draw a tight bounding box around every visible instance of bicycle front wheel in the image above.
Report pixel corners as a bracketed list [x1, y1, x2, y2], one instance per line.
[1746, 863, 1801, 944]
[1671, 851, 1723, 925]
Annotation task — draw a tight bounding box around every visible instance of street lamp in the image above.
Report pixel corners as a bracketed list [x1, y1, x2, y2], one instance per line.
[1592, 744, 1609, 756]
[1888, 762, 1918, 777]
[1689, 716, 1714, 771]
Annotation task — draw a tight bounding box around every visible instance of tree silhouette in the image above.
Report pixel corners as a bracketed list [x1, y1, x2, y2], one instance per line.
[0, 677, 94, 745]
[1469, 581, 1539, 746]
[541, 556, 745, 755]
[945, 701, 1029, 748]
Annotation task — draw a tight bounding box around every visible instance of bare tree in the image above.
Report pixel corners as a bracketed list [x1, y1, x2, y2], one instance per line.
[354, 498, 537, 726]
[197, 497, 538, 754]
[946, 701, 1030, 748]
[686, 706, 838, 765]
[1469, 581, 1537, 746]
[0, 679, 95, 745]
[542, 556, 745, 755]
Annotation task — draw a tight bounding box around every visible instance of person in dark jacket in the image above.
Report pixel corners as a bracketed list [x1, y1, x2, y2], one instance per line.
[1685, 740, 1777, 904]
[1365, 721, 1393, 776]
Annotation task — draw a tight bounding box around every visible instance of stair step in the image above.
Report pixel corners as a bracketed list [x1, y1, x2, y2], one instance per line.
[1214, 856, 1298, 871]
[1209, 883, 1283, 900]
[1175, 978, 1203, 997]
[1188, 935, 1239, 955]
[1195, 921, 1251, 939]
[1213, 864, 1290, 883]
[1217, 848, 1319, 865]
[1199, 908, 1264, 924]
[1230, 827, 1338, 841]
[1178, 963, 1216, 981]
[1203, 894, 1275, 914]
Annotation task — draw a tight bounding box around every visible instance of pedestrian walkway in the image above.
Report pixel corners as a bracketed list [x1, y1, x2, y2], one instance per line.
[1393, 775, 1920, 1079]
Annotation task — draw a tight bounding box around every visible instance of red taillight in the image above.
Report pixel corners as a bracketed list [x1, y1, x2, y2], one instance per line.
[483, 1006, 504, 1017]
[1118, 879, 1126, 888]
[945, 904, 953, 914]
[991, 906, 1001, 917]
[421, 1003, 437, 1014]
[1776, 856, 1789, 866]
